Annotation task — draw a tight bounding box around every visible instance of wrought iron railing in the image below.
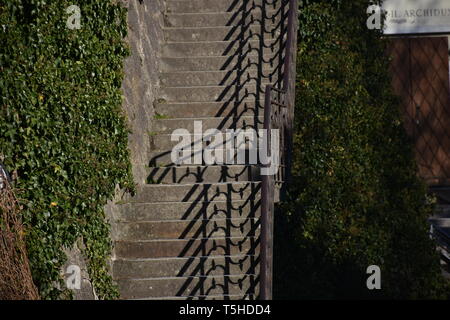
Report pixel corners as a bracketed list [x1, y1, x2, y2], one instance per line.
[260, 0, 298, 300]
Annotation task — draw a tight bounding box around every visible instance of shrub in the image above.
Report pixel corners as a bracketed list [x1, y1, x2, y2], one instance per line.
[274, 0, 449, 299]
[0, 0, 133, 299]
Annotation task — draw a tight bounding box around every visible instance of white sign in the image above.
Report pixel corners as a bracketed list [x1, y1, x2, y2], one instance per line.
[382, 0, 450, 35]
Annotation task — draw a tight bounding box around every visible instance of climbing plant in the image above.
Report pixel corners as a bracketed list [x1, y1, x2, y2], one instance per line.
[274, 0, 449, 299]
[0, 0, 133, 299]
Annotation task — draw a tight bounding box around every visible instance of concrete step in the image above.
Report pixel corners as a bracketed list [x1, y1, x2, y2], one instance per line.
[117, 274, 258, 299]
[125, 182, 261, 203]
[148, 148, 263, 167]
[146, 165, 261, 184]
[112, 200, 261, 222]
[160, 55, 281, 72]
[149, 132, 262, 152]
[112, 218, 260, 241]
[165, 0, 280, 14]
[434, 205, 450, 217]
[152, 116, 263, 133]
[154, 101, 263, 119]
[163, 25, 270, 42]
[161, 39, 279, 57]
[163, 10, 280, 28]
[114, 236, 259, 259]
[160, 70, 273, 87]
[430, 218, 450, 228]
[159, 84, 260, 102]
[113, 255, 259, 279]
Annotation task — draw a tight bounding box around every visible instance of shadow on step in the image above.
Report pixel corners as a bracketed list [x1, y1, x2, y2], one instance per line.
[209, 0, 288, 122]
[148, 165, 261, 184]
[151, 0, 289, 165]
[173, 184, 262, 299]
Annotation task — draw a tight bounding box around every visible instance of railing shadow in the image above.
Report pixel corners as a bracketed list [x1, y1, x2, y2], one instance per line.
[147, 0, 290, 299]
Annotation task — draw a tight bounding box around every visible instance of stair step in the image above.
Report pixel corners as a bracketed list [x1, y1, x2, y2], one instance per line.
[163, 10, 280, 28]
[113, 255, 259, 279]
[146, 165, 261, 184]
[111, 218, 260, 241]
[113, 200, 261, 222]
[434, 205, 450, 217]
[154, 101, 263, 119]
[161, 39, 278, 57]
[165, 0, 279, 14]
[430, 218, 450, 228]
[160, 70, 273, 87]
[152, 116, 263, 133]
[149, 132, 262, 152]
[164, 25, 272, 42]
[160, 55, 280, 72]
[125, 182, 261, 203]
[114, 236, 259, 259]
[117, 274, 259, 299]
[148, 148, 264, 167]
[159, 84, 260, 102]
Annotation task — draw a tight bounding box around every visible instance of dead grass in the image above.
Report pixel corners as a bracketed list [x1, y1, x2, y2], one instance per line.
[0, 179, 39, 299]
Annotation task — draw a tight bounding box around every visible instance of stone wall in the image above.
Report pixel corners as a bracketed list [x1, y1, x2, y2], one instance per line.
[121, 0, 164, 184]
[64, 1, 164, 299]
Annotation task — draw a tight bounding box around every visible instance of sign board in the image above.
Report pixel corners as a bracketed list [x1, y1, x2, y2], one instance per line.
[382, 0, 450, 35]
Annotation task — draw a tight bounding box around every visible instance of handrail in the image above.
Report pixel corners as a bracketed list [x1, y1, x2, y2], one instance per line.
[260, 0, 298, 300]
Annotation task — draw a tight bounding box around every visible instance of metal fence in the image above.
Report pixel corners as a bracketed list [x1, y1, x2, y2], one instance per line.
[387, 37, 450, 186]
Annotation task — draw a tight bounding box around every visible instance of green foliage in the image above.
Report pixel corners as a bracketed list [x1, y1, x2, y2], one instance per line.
[153, 113, 170, 120]
[0, 0, 133, 299]
[274, 0, 449, 299]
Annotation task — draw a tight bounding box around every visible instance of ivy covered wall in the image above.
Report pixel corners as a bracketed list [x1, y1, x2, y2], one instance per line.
[0, 0, 133, 299]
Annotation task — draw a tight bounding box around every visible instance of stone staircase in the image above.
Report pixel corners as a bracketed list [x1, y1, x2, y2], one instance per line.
[111, 0, 286, 299]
